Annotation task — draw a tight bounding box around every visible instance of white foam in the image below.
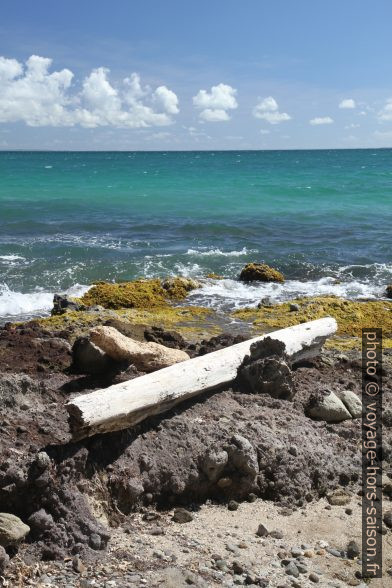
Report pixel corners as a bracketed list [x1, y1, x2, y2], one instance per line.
[187, 277, 386, 312]
[0, 283, 90, 319]
[0, 255, 26, 262]
[186, 247, 254, 257]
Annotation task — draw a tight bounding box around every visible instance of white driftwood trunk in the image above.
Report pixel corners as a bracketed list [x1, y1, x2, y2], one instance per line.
[67, 317, 337, 440]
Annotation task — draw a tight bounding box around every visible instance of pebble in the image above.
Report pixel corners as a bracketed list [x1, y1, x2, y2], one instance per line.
[345, 508, 353, 515]
[72, 556, 86, 574]
[309, 572, 320, 583]
[304, 550, 314, 558]
[173, 507, 194, 523]
[327, 548, 342, 557]
[270, 530, 283, 539]
[150, 526, 165, 535]
[256, 523, 269, 537]
[228, 500, 239, 511]
[232, 561, 245, 575]
[296, 563, 308, 574]
[347, 540, 360, 559]
[285, 561, 300, 577]
[291, 547, 304, 557]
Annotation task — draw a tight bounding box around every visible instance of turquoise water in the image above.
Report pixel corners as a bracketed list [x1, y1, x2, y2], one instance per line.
[0, 149, 391, 320]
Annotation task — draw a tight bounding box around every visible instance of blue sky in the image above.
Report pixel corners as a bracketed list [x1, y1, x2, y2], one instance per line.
[1, 0, 392, 150]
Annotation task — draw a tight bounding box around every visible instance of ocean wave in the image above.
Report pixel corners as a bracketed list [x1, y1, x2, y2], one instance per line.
[0, 254, 26, 262]
[186, 247, 255, 257]
[0, 283, 90, 319]
[187, 276, 387, 312]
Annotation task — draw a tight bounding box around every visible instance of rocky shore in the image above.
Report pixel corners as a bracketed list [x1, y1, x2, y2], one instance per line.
[1, 272, 392, 586]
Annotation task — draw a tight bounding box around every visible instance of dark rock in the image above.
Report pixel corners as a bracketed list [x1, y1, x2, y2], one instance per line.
[232, 560, 245, 574]
[172, 508, 193, 523]
[28, 509, 54, 532]
[52, 294, 83, 316]
[289, 303, 300, 312]
[385, 285, 392, 299]
[309, 572, 320, 583]
[347, 540, 360, 559]
[258, 297, 275, 308]
[228, 500, 239, 511]
[144, 326, 187, 350]
[72, 337, 116, 375]
[89, 533, 102, 550]
[238, 338, 295, 400]
[256, 523, 269, 537]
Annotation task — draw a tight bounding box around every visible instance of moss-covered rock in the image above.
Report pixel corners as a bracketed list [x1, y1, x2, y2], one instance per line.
[206, 273, 224, 280]
[239, 263, 285, 283]
[232, 296, 392, 349]
[79, 277, 199, 310]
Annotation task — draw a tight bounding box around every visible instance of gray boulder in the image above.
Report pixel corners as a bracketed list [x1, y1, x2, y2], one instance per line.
[306, 390, 352, 422]
[0, 374, 43, 410]
[0, 513, 30, 546]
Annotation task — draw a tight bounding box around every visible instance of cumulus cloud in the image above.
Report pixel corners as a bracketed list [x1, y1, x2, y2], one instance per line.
[339, 98, 356, 109]
[253, 96, 291, 124]
[378, 99, 392, 122]
[193, 83, 237, 122]
[309, 116, 334, 125]
[0, 55, 179, 128]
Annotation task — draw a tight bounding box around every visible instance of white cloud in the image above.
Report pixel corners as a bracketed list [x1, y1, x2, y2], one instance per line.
[309, 116, 334, 125]
[193, 83, 237, 122]
[253, 96, 291, 124]
[378, 99, 392, 122]
[0, 55, 180, 128]
[344, 123, 360, 129]
[260, 129, 270, 135]
[339, 98, 356, 109]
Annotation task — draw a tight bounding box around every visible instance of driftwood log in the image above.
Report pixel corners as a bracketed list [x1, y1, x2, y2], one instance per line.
[67, 317, 337, 440]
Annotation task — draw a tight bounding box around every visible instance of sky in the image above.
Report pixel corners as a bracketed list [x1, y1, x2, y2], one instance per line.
[1, 0, 392, 150]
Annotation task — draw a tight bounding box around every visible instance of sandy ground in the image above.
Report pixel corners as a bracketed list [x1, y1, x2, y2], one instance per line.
[4, 496, 391, 587]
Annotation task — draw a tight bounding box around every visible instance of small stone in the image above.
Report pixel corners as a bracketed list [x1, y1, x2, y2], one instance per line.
[256, 523, 269, 537]
[296, 563, 308, 574]
[173, 508, 193, 524]
[72, 556, 86, 574]
[215, 559, 228, 572]
[309, 572, 320, 583]
[36, 451, 51, 469]
[150, 526, 165, 535]
[270, 529, 283, 539]
[89, 533, 102, 550]
[291, 547, 304, 557]
[289, 303, 300, 312]
[327, 548, 342, 557]
[316, 549, 326, 555]
[232, 561, 245, 575]
[327, 489, 351, 506]
[347, 540, 360, 559]
[345, 508, 353, 515]
[285, 561, 299, 577]
[228, 500, 239, 511]
[247, 493, 257, 503]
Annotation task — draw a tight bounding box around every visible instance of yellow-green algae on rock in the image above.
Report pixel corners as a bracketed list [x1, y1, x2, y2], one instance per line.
[79, 277, 199, 310]
[239, 263, 285, 283]
[232, 296, 392, 349]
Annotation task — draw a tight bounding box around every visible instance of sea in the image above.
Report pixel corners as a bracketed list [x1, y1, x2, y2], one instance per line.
[0, 149, 391, 323]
